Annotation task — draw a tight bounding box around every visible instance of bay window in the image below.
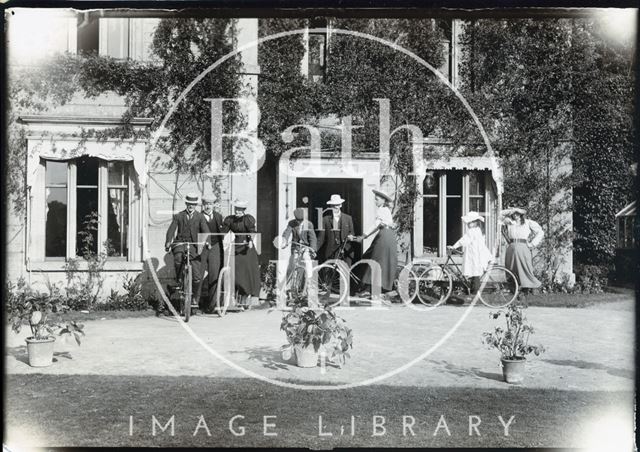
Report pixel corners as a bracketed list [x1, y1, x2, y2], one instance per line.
[43, 157, 134, 261]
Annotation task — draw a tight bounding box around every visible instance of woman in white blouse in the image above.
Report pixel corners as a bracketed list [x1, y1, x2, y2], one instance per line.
[354, 189, 398, 297]
[500, 207, 544, 291]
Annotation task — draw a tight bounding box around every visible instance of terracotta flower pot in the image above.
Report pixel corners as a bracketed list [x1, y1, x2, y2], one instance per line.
[25, 336, 56, 367]
[501, 357, 526, 384]
[294, 345, 319, 368]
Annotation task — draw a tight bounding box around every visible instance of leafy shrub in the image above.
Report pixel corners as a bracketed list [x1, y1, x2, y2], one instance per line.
[573, 264, 608, 294]
[102, 276, 153, 311]
[261, 261, 277, 303]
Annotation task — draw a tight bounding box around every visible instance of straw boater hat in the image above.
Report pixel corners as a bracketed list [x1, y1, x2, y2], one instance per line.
[233, 199, 248, 210]
[326, 194, 346, 206]
[461, 211, 485, 223]
[504, 207, 527, 216]
[185, 193, 200, 205]
[201, 194, 216, 204]
[372, 188, 392, 203]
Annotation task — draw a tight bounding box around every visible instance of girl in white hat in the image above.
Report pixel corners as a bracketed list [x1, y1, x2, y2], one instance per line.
[448, 211, 493, 297]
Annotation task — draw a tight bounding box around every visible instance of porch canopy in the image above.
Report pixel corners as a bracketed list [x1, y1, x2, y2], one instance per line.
[422, 154, 504, 195]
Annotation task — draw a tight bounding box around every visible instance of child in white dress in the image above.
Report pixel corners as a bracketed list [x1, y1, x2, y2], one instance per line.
[448, 211, 493, 298]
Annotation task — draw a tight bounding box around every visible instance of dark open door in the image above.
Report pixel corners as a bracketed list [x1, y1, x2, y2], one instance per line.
[295, 177, 363, 262]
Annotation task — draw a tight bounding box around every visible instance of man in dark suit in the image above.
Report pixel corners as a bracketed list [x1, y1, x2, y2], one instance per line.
[316, 194, 356, 266]
[199, 195, 225, 313]
[165, 193, 210, 306]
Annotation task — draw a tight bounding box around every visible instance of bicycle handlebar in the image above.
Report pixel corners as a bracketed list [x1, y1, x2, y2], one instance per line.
[289, 242, 317, 254]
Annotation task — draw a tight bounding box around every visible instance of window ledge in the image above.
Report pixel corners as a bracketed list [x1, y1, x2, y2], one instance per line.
[29, 261, 144, 272]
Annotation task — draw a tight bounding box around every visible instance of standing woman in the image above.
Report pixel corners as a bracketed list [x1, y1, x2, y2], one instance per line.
[223, 199, 261, 309]
[500, 207, 544, 292]
[355, 189, 398, 298]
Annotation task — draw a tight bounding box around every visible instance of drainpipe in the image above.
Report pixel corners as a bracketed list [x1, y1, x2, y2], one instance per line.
[25, 185, 32, 286]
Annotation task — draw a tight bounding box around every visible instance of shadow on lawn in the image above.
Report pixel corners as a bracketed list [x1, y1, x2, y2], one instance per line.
[7, 346, 74, 365]
[542, 359, 634, 379]
[229, 346, 294, 371]
[427, 359, 503, 382]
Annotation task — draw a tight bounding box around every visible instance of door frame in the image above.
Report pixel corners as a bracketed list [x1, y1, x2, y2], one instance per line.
[277, 156, 381, 266]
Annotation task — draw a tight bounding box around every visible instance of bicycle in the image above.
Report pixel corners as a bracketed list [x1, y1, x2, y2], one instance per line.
[215, 239, 254, 317]
[169, 241, 207, 322]
[283, 241, 317, 301]
[316, 236, 358, 306]
[419, 247, 519, 308]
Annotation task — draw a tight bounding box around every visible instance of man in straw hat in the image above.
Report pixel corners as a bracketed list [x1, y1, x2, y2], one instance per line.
[165, 193, 210, 307]
[199, 194, 225, 313]
[316, 194, 356, 266]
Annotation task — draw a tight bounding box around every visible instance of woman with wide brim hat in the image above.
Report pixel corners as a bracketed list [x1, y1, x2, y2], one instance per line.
[222, 199, 261, 307]
[354, 188, 398, 297]
[448, 211, 493, 297]
[500, 206, 544, 291]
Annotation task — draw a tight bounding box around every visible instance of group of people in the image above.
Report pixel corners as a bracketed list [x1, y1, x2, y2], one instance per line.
[449, 207, 544, 300]
[165, 188, 545, 310]
[164, 193, 260, 313]
[280, 189, 399, 300]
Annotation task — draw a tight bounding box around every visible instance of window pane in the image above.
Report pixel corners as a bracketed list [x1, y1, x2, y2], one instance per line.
[107, 188, 129, 257]
[77, 156, 99, 186]
[423, 171, 438, 195]
[446, 197, 462, 245]
[77, 188, 99, 256]
[470, 197, 486, 213]
[45, 187, 67, 257]
[100, 18, 130, 59]
[308, 33, 326, 81]
[446, 171, 462, 196]
[45, 161, 67, 186]
[469, 171, 485, 196]
[423, 197, 439, 251]
[108, 161, 128, 186]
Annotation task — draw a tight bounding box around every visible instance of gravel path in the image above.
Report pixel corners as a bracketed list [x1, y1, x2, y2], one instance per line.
[6, 301, 634, 392]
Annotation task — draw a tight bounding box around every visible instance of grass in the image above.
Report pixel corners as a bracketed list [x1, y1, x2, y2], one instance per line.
[5, 374, 633, 448]
[522, 290, 634, 308]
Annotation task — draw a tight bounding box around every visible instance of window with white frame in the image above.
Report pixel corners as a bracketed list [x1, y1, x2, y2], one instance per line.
[98, 18, 160, 61]
[422, 169, 489, 255]
[44, 157, 133, 260]
[306, 18, 329, 82]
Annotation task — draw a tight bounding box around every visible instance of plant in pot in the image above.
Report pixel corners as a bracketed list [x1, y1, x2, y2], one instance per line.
[280, 295, 353, 368]
[482, 303, 545, 384]
[7, 282, 85, 367]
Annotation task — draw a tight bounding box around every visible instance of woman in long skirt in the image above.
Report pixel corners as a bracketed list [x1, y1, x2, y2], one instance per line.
[223, 199, 261, 308]
[355, 189, 398, 298]
[500, 207, 544, 292]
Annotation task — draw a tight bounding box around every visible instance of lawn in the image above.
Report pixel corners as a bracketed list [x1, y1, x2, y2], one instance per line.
[5, 374, 633, 448]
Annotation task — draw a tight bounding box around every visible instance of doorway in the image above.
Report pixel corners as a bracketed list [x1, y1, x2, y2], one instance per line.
[296, 177, 363, 261]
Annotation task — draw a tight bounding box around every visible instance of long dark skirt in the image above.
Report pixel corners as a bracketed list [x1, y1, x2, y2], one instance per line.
[233, 247, 261, 297]
[357, 228, 398, 292]
[505, 242, 541, 289]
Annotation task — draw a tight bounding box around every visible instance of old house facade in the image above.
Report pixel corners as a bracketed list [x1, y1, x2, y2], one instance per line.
[6, 10, 573, 297]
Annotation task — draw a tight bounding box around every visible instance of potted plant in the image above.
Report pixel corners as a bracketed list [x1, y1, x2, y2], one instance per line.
[482, 303, 545, 384]
[280, 295, 353, 368]
[7, 282, 85, 367]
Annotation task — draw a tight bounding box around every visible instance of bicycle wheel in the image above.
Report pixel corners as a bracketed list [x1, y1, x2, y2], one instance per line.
[416, 265, 452, 307]
[317, 264, 349, 307]
[479, 266, 519, 308]
[183, 264, 192, 322]
[290, 266, 307, 299]
[215, 267, 232, 317]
